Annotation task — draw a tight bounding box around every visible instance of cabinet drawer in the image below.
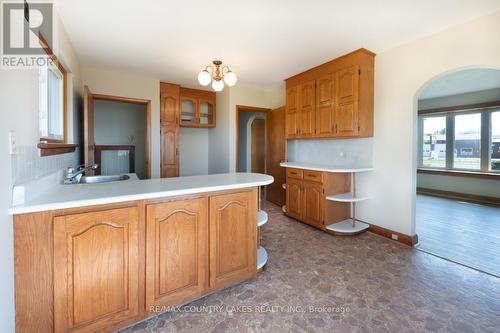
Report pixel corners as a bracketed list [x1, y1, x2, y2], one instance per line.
[286, 168, 303, 179]
[303, 170, 323, 183]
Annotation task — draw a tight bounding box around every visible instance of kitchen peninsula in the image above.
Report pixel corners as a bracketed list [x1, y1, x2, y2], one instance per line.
[10, 173, 273, 332]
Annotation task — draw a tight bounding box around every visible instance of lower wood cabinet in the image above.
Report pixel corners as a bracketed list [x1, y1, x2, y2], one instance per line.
[286, 178, 302, 220]
[53, 207, 140, 332]
[145, 197, 208, 310]
[302, 181, 323, 228]
[209, 190, 257, 290]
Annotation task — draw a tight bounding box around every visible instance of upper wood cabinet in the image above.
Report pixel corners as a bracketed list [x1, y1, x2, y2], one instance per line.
[285, 86, 299, 138]
[53, 207, 140, 332]
[209, 189, 257, 290]
[180, 87, 216, 128]
[160, 83, 180, 125]
[285, 48, 374, 140]
[298, 80, 316, 138]
[146, 197, 208, 310]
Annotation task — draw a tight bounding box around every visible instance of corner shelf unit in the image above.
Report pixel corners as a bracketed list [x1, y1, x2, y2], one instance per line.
[257, 186, 269, 271]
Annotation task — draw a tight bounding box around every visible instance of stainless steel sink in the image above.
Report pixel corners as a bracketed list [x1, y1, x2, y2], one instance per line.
[79, 174, 130, 184]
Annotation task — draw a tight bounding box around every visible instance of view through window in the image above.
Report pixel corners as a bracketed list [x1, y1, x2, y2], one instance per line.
[454, 113, 481, 170]
[492, 111, 500, 171]
[422, 116, 446, 168]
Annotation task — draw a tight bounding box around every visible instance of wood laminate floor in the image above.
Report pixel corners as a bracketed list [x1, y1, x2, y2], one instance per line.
[416, 194, 500, 277]
[123, 201, 500, 333]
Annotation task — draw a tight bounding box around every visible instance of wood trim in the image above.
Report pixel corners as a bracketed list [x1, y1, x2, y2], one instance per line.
[235, 105, 271, 172]
[417, 187, 500, 206]
[418, 100, 500, 115]
[417, 168, 500, 180]
[37, 142, 78, 157]
[365, 222, 418, 247]
[88, 94, 152, 179]
[94, 145, 135, 175]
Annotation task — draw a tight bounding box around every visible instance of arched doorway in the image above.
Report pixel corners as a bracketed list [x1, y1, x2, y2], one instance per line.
[413, 67, 500, 276]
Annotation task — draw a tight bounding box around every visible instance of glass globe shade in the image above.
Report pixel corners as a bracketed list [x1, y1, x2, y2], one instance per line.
[224, 71, 238, 86]
[212, 79, 224, 91]
[198, 70, 211, 86]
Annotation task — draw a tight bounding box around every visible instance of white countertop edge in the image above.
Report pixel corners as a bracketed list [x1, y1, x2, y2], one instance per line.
[280, 162, 373, 173]
[9, 178, 273, 215]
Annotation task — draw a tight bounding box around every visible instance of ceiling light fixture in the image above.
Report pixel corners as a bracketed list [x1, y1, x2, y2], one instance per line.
[198, 60, 237, 91]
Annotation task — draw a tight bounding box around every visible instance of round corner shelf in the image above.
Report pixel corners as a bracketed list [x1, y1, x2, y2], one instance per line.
[326, 193, 371, 203]
[282, 205, 287, 213]
[257, 246, 268, 270]
[257, 210, 268, 227]
[325, 220, 369, 235]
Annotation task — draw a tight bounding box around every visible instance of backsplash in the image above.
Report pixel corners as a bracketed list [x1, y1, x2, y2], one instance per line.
[287, 138, 373, 166]
[11, 145, 79, 185]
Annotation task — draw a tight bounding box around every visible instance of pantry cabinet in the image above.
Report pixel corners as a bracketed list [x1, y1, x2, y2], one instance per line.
[160, 83, 180, 177]
[285, 48, 374, 140]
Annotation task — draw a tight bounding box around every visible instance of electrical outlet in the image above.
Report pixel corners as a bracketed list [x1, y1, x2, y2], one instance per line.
[9, 131, 17, 155]
[391, 233, 398, 241]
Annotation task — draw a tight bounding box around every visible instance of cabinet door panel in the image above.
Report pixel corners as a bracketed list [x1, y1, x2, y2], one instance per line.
[209, 190, 257, 290]
[335, 66, 359, 136]
[303, 181, 323, 228]
[286, 178, 302, 220]
[160, 86, 179, 125]
[285, 87, 299, 139]
[146, 198, 207, 309]
[299, 80, 316, 137]
[161, 125, 179, 177]
[315, 75, 334, 137]
[53, 207, 139, 332]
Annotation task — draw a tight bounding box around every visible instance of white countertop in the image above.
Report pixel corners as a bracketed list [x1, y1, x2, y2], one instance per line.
[280, 161, 373, 173]
[9, 173, 273, 215]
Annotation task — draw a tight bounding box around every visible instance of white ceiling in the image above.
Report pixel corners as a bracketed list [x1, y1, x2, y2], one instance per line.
[55, 0, 500, 88]
[419, 69, 500, 99]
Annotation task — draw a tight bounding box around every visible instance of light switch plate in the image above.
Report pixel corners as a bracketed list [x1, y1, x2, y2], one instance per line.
[9, 131, 17, 154]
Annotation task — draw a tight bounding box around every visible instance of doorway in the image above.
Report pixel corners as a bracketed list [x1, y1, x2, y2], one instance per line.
[83, 87, 152, 179]
[414, 68, 500, 277]
[236, 105, 286, 206]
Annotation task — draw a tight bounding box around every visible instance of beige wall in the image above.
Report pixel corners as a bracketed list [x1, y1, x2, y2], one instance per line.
[81, 68, 161, 178]
[359, 11, 500, 235]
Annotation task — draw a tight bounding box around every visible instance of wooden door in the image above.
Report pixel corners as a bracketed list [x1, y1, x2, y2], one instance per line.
[83, 86, 95, 173]
[302, 181, 323, 228]
[266, 107, 286, 206]
[160, 83, 180, 125]
[209, 190, 257, 290]
[286, 178, 302, 220]
[299, 80, 316, 137]
[161, 125, 179, 177]
[285, 86, 299, 139]
[53, 207, 139, 332]
[335, 66, 359, 136]
[315, 74, 334, 137]
[146, 198, 207, 310]
[251, 118, 266, 174]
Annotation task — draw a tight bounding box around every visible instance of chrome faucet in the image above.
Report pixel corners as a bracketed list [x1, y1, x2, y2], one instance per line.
[64, 163, 98, 184]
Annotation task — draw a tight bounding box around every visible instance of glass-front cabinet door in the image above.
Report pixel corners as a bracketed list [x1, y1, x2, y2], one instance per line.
[199, 100, 214, 127]
[180, 97, 198, 125]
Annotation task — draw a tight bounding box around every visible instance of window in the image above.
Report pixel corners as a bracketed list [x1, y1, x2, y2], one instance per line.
[422, 116, 446, 168]
[492, 111, 500, 171]
[39, 62, 64, 141]
[454, 113, 480, 170]
[418, 108, 500, 174]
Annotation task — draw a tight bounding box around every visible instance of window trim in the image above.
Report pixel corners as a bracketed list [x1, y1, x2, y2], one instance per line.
[38, 34, 68, 144]
[417, 104, 500, 176]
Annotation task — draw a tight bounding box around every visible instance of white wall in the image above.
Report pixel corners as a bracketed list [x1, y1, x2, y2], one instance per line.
[81, 67, 161, 178]
[362, 11, 500, 235]
[180, 128, 209, 176]
[0, 8, 82, 331]
[208, 88, 230, 174]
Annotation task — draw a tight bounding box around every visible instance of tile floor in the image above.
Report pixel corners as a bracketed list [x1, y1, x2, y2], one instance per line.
[123, 201, 500, 333]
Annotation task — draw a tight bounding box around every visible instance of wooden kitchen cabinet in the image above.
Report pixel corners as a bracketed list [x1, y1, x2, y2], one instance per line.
[285, 48, 374, 140]
[180, 87, 216, 128]
[286, 168, 349, 229]
[209, 189, 257, 290]
[161, 124, 179, 177]
[160, 83, 180, 126]
[53, 207, 140, 332]
[146, 197, 208, 310]
[298, 80, 316, 138]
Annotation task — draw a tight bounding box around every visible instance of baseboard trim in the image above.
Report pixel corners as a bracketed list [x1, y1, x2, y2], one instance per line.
[364, 221, 418, 247]
[417, 187, 500, 207]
